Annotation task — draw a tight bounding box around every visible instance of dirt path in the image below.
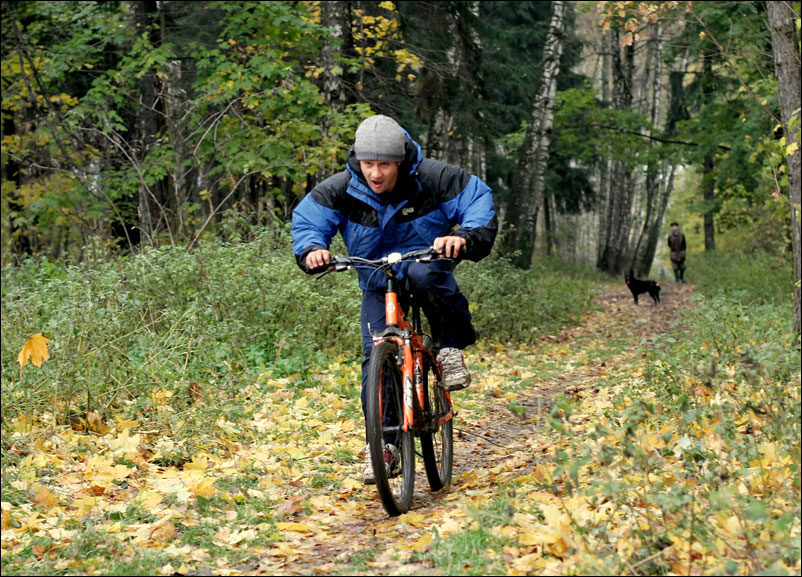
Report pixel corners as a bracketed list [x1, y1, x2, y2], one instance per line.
[251, 282, 694, 575]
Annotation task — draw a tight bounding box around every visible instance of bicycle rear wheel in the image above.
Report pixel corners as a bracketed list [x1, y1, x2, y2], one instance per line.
[420, 356, 453, 491]
[365, 341, 415, 515]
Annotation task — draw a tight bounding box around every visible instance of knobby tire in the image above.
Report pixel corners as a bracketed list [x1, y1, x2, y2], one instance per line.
[419, 356, 453, 491]
[365, 341, 415, 515]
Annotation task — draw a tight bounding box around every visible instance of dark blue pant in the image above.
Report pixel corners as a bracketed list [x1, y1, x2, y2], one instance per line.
[359, 261, 476, 441]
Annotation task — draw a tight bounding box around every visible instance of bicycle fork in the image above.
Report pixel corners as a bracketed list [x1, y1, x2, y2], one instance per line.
[379, 278, 452, 435]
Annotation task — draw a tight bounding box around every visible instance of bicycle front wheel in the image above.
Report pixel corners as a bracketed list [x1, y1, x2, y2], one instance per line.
[365, 341, 415, 515]
[420, 356, 453, 491]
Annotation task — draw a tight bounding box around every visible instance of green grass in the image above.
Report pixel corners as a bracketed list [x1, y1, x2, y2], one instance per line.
[690, 250, 794, 305]
[1, 225, 607, 435]
[427, 249, 800, 576]
[414, 492, 518, 576]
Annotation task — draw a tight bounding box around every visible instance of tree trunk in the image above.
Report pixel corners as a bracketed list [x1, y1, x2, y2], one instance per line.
[165, 59, 192, 238]
[503, 0, 565, 268]
[317, 0, 353, 184]
[544, 192, 554, 256]
[132, 0, 168, 246]
[767, 2, 801, 338]
[423, 2, 481, 167]
[597, 28, 635, 276]
[634, 56, 690, 274]
[632, 24, 682, 277]
[2, 116, 31, 256]
[701, 53, 716, 252]
[596, 30, 613, 267]
[703, 153, 715, 251]
[319, 1, 352, 114]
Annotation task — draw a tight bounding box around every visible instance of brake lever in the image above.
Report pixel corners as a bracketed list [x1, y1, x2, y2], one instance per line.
[315, 257, 352, 279]
[315, 268, 333, 280]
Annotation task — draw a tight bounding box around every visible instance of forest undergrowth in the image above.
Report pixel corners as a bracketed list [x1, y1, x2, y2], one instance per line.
[1, 231, 799, 576]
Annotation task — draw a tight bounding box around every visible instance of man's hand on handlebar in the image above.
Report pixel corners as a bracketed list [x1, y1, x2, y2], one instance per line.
[433, 235, 466, 259]
[306, 249, 333, 272]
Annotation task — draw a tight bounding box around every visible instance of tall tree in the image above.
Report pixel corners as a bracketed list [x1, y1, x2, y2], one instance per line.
[631, 46, 689, 276]
[767, 1, 801, 338]
[596, 26, 637, 276]
[503, 0, 565, 268]
[131, 0, 169, 245]
[631, 22, 678, 276]
[700, 52, 716, 252]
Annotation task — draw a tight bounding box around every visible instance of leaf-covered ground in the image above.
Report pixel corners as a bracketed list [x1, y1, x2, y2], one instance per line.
[2, 283, 799, 576]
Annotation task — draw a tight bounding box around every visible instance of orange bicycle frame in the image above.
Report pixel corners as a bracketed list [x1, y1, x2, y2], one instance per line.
[381, 289, 452, 433]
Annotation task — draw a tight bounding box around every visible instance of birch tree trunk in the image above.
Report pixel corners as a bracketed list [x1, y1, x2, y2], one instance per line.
[317, 1, 353, 183]
[632, 21, 673, 276]
[504, 0, 565, 268]
[424, 1, 481, 169]
[596, 30, 613, 267]
[597, 28, 635, 275]
[701, 53, 716, 252]
[319, 1, 352, 115]
[767, 1, 801, 339]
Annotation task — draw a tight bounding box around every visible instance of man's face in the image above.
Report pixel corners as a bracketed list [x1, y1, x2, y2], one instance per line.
[360, 160, 401, 195]
[671, 224, 679, 233]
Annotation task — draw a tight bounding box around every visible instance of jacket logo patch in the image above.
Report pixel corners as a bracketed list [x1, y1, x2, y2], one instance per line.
[402, 207, 414, 216]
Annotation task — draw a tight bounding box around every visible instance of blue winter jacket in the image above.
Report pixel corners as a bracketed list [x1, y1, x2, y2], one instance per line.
[292, 132, 497, 290]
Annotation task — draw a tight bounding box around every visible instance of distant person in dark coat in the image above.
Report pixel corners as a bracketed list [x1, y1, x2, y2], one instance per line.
[667, 222, 687, 286]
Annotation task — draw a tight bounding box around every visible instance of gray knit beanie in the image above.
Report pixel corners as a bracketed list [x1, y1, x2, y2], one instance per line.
[354, 115, 406, 162]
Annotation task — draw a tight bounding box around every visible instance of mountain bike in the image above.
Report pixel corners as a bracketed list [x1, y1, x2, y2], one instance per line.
[317, 247, 455, 516]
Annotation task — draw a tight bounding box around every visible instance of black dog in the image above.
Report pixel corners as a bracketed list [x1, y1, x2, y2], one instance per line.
[625, 270, 661, 305]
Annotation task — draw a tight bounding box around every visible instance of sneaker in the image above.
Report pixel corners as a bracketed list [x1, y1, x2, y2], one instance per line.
[362, 443, 399, 485]
[437, 347, 471, 391]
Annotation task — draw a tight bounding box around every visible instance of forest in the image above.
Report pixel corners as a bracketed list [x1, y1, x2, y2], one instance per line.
[1, 1, 800, 576]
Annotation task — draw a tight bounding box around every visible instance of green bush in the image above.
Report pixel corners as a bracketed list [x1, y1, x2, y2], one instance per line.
[1, 226, 606, 428]
[457, 252, 608, 344]
[1, 224, 362, 426]
[690, 250, 793, 305]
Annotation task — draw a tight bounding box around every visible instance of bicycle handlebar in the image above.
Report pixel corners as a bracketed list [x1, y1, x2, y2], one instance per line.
[315, 247, 444, 280]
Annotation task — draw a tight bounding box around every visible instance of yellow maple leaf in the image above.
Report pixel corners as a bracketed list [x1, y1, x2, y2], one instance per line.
[107, 428, 142, 459]
[274, 521, 315, 533]
[151, 521, 177, 542]
[17, 333, 50, 369]
[1, 504, 13, 531]
[409, 532, 433, 552]
[184, 455, 208, 471]
[114, 417, 140, 432]
[33, 486, 60, 508]
[398, 511, 426, 527]
[187, 475, 217, 499]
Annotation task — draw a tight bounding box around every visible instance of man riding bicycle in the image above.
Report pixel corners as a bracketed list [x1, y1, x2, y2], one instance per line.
[291, 114, 497, 483]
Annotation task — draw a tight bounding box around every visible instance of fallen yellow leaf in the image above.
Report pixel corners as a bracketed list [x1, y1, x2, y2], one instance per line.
[410, 532, 433, 552]
[398, 511, 426, 527]
[187, 476, 217, 499]
[184, 455, 208, 471]
[107, 428, 142, 458]
[151, 521, 176, 542]
[115, 417, 140, 431]
[17, 333, 50, 369]
[1, 507, 12, 530]
[519, 526, 560, 546]
[33, 486, 59, 508]
[275, 521, 315, 533]
[341, 478, 362, 490]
